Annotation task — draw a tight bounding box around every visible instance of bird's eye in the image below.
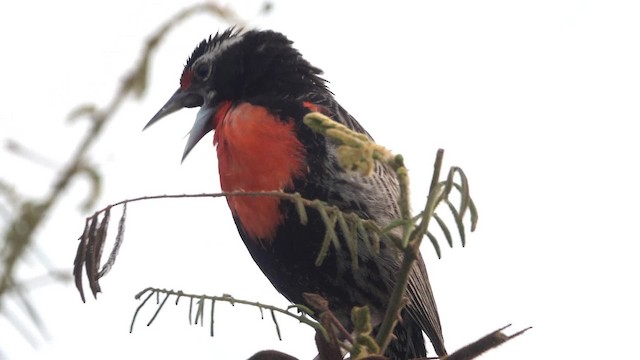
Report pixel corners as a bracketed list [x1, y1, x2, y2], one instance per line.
[194, 62, 210, 80]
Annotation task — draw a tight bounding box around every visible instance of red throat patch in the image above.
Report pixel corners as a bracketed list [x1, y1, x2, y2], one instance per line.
[213, 103, 307, 243]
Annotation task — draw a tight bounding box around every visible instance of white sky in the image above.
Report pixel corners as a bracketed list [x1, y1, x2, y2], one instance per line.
[1, 0, 639, 359]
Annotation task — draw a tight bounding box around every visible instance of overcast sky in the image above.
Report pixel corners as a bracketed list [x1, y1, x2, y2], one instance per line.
[1, 1, 639, 359]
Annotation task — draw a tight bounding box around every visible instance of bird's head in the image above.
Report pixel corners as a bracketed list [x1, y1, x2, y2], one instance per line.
[144, 28, 327, 160]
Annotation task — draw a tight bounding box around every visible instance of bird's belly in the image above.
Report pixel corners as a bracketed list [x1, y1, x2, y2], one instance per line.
[235, 208, 394, 326]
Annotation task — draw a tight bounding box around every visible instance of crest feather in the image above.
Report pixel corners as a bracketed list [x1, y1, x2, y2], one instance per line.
[183, 27, 241, 70]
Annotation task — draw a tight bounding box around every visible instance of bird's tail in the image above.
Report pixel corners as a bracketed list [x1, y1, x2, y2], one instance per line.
[383, 315, 427, 360]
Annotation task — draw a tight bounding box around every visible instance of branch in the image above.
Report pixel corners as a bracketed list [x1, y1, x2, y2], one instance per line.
[442, 324, 532, 360]
[0, 1, 245, 346]
[129, 287, 328, 341]
[375, 150, 445, 353]
[73, 191, 396, 302]
[302, 113, 479, 356]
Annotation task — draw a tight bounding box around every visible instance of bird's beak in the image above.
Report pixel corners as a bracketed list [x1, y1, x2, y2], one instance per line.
[144, 89, 216, 161]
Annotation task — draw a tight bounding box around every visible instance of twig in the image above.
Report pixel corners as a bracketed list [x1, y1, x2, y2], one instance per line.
[73, 190, 389, 302]
[129, 287, 329, 341]
[443, 324, 532, 360]
[1, 0, 243, 301]
[375, 150, 445, 353]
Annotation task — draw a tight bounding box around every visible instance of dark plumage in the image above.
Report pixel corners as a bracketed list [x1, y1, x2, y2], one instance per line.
[146, 29, 446, 359]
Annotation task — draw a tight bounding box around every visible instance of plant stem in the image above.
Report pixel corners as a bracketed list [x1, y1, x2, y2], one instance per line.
[375, 149, 444, 353]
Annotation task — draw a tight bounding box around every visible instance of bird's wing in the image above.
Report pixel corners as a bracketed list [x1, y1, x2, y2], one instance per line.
[340, 108, 447, 355]
[318, 97, 447, 355]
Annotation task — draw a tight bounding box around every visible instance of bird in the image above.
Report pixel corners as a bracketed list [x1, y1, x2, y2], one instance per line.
[144, 28, 446, 359]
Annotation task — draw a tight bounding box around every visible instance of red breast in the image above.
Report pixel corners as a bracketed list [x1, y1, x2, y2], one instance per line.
[213, 102, 308, 243]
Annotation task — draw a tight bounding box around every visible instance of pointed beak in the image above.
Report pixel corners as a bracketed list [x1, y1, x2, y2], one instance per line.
[144, 89, 217, 161]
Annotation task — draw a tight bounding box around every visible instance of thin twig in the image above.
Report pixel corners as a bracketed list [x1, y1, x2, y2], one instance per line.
[130, 287, 329, 341]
